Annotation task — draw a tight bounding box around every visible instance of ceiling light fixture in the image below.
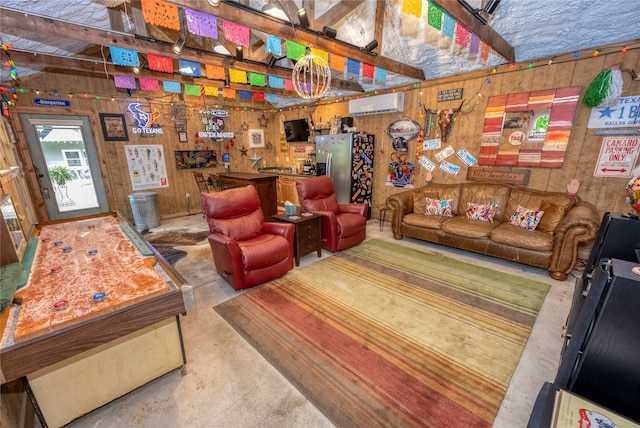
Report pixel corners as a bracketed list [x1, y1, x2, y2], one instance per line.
[236, 46, 243, 61]
[172, 38, 185, 54]
[262, 1, 288, 21]
[292, 48, 331, 100]
[484, 0, 501, 14]
[297, 8, 310, 29]
[457, 0, 487, 25]
[266, 53, 286, 68]
[321, 26, 337, 39]
[362, 40, 378, 54]
[207, 0, 221, 6]
[132, 59, 146, 74]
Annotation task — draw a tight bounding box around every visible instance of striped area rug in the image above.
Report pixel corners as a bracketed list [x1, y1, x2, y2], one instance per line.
[214, 239, 551, 427]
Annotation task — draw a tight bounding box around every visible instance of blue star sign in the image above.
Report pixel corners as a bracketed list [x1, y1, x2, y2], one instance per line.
[598, 107, 616, 119]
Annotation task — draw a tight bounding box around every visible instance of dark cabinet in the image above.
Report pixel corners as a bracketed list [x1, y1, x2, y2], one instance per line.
[529, 258, 640, 426]
[217, 172, 278, 219]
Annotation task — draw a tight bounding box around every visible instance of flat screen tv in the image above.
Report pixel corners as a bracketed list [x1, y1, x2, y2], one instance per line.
[284, 118, 310, 142]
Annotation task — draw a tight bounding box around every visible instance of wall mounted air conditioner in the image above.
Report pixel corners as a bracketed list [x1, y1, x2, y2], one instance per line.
[348, 92, 405, 116]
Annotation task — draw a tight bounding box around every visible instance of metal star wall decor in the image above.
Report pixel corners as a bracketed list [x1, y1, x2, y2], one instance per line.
[239, 145, 249, 156]
[265, 140, 273, 150]
[258, 114, 269, 128]
[241, 122, 249, 132]
[249, 152, 262, 168]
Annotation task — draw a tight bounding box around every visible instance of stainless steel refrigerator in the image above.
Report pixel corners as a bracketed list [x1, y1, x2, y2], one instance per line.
[315, 133, 375, 217]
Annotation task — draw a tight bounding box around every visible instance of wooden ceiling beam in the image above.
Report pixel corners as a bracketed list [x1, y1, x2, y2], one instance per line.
[314, 0, 364, 30]
[373, 0, 385, 53]
[429, 0, 515, 63]
[0, 6, 363, 93]
[5, 49, 293, 101]
[170, 0, 424, 80]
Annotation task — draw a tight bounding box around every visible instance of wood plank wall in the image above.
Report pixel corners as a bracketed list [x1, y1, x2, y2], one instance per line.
[7, 45, 640, 227]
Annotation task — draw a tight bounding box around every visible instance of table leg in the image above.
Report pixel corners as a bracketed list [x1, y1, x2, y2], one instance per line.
[379, 208, 387, 232]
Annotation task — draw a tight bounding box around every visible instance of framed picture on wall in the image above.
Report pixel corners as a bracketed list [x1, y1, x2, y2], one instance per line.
[178, 131, 188, 142]
[248, 129, 265, 148]
[99, 113, 129, 141]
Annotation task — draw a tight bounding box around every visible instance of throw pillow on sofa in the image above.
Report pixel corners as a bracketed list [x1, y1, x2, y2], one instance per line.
[425, 198, 453, 216]
[465, 202, 498, 222]
[509, 205, 544, 230]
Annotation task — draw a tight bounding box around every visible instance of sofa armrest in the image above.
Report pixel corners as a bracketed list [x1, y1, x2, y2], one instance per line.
[338, 203, 368, 218]
[263, 222, 295, 244]
[208, 233, 242, 279]
[386, 191, 416, 239]
[548, 201, 601, 280]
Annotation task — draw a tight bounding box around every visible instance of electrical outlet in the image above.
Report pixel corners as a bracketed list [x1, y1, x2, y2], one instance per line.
[186, 193, 190, 200]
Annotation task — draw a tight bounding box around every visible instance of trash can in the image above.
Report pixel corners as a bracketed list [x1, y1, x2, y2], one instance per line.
[128, 192, 160, 230]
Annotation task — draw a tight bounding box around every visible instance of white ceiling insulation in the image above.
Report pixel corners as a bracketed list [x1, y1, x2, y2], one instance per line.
[0, 0, 638, 108]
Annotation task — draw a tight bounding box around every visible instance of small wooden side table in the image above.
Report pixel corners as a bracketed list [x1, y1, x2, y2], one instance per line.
[272, 213, 322, 266]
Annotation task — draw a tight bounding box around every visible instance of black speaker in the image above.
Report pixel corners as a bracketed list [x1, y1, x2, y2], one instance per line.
[583, 212, 640, 280]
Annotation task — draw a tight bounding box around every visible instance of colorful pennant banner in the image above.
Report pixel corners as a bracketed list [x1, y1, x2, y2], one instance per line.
[141, 0, 180, 31]
[265, 36, 282, 55]
[222, 20, 250, 48]
[114, 75, 137, 89]
[178, 59, 201, 77]
[147, 53, 173, 73]
[249, 73, 266, 87]
[205, 64, 225, 80]
[139, 77, 160, 91]
[185, 7, 218, 39]
[229, 68, 247, 84]
[109, 47, 140, 67]
[184, 84, 202, 96]
[163, 80, 181, 93]
[286, 40, 306, 61]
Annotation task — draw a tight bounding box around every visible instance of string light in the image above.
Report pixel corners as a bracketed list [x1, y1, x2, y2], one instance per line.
[622, 46, 628, 53]
[593, 50, 599, 57]
[574, 52, 579, 57]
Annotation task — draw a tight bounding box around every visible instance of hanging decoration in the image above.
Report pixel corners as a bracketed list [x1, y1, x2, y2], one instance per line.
[292, 49, 332, 100]
[114, 75, 137, 90]
[139, 77, 160, 91]
[362, 63, 375, 80]
[184, 84, 201, 96]
[582, 68, 623, 108]
[374, 67, 387, 84]
[330, 53, 345, 73]
[184, 8, 218, 39]
[286, 40, 306, 61]
[109, 47, 140, 67]
[203, 86, 218, 97]
[269, 76, 284, 89]
[222, 20, 250, 48]
[469, 33, 481, 54]
[140, 0, 180, 31]
[147, 53, 173, 73]
[205, 64, 225, 80]
[265, 36, 282, 55]
[178, 59, 201, 77]
[427, 1, 443, 30]
[249, 73, 266, 87]
[162, 80, 181, 93]
[229, 68, 247, 84]
[346, 58, 360, 80]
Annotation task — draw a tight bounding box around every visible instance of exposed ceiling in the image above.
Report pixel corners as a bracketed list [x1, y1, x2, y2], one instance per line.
[0, 0, 638, 109]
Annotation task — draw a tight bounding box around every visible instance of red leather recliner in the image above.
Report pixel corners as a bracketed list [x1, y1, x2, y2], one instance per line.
[295, 176, 368, 253]
[201, 185, 294, 291]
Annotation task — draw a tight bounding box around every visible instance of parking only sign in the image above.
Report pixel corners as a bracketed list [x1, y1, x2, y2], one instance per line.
[593, 137, 640, 177]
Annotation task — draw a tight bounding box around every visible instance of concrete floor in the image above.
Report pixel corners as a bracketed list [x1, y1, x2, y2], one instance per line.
[62, 214, 577, 428]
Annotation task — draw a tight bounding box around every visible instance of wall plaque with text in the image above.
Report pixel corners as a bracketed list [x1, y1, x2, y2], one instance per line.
[437, 88, 463, 102]
[466, 168, 531, 185]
